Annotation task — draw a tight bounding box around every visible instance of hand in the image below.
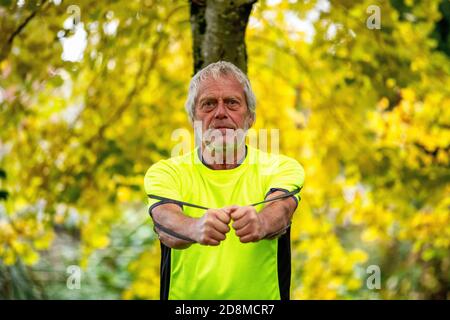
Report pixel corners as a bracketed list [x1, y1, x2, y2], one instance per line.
[230, 206, 266, 243]
[193, 207, 233, 246]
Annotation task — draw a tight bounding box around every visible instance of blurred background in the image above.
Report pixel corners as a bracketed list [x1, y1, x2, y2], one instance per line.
[0, 0, 449, 299]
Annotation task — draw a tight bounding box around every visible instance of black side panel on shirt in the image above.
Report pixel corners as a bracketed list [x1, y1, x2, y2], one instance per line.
[277, 227, 291, 300]
[148, 200, 183, 300]
[265, 187, 294, 300]
[160, 242, 171, 300]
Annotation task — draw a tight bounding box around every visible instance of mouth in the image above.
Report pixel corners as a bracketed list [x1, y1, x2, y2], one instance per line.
[212, 127, 235, 135]
[211, 125, 235, 130]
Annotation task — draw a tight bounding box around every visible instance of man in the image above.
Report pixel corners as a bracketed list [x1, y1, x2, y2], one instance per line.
[144, 61, 304, 300]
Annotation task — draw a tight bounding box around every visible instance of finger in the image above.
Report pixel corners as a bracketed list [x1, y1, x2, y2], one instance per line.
[235, 223, 253, 237]
[208, 228, 227, 242]
[239, 234, 258, 243]
[214, 209, 231, 224]
[232, 215, 250, 230]
[205, 238, 220, 246]
[230, 207, 249, 221]
[222, 205, 239, 214]
[212, 219, 230, 234]
[199, 228, 224, 245]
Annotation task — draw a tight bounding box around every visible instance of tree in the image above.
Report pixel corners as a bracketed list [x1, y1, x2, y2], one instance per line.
[189, 0, 257, 73]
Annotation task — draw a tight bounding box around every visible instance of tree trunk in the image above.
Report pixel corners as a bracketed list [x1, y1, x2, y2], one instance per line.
[189, 0, 257, 74]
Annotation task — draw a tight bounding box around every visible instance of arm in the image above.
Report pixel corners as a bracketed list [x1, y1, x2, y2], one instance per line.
[152, 203, 197, 249]
[259, 190, 298, 238]
[151, 203, 233, 249]
[231, 190, 297, 243]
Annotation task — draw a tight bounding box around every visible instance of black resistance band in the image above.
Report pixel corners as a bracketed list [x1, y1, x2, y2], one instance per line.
[147, 187, 302, 243]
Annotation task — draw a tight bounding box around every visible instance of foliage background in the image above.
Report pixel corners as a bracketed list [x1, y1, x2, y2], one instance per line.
[0, 0, 449, 299]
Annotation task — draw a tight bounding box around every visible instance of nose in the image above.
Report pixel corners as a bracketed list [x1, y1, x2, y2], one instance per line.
[213, 99, 228, 119]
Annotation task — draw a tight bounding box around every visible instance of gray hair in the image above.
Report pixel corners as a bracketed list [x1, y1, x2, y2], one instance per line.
[184, 61, 256, 123]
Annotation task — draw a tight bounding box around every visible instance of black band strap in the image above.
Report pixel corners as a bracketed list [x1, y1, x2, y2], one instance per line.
[249, 188, 301, 207]
[264, 223, 292, 239]
[149, 208, 197, 243]
[147, 187, 302, 243]
[148, 194, 209, 210]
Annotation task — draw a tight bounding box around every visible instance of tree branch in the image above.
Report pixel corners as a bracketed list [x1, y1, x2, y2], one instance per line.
[7, 0, 49, 45]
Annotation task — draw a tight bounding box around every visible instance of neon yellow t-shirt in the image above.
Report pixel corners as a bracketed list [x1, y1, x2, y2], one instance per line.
[144, 145, 305, 300]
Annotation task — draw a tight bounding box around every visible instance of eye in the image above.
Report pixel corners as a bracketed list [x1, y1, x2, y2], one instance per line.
[201, 100, 216, 110]
[225, 98, 240, 108]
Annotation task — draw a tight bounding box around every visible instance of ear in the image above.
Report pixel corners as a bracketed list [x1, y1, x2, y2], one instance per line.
[246, 113, 255, 128]
[190, 107, 197, 124]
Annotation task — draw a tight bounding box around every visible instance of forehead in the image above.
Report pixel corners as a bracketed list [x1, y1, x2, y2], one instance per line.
[197, 74, 245, 99]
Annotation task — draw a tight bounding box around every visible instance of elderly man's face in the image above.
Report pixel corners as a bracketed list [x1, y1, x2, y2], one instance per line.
[194, 74, 254, 151]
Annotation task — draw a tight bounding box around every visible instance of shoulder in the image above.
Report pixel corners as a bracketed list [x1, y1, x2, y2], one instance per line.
[249, 146, 304, 176]
[144, 150, 195, 179]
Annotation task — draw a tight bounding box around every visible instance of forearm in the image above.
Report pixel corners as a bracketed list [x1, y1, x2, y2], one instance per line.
[155, 226, 193, 249]
[258, 196, 296, 239]
[151, 203, 198, 249]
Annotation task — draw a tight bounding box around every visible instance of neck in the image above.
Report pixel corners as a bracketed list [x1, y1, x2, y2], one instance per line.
[200, 143, 247, 170]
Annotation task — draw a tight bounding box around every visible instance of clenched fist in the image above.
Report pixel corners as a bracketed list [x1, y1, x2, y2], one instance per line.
[193, 207, 234, 246]
[230, 206, 266, 243]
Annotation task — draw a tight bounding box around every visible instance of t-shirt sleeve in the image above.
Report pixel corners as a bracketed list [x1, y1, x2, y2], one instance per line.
[265, 156, 305, 207]
[144, 160, 183, 214]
